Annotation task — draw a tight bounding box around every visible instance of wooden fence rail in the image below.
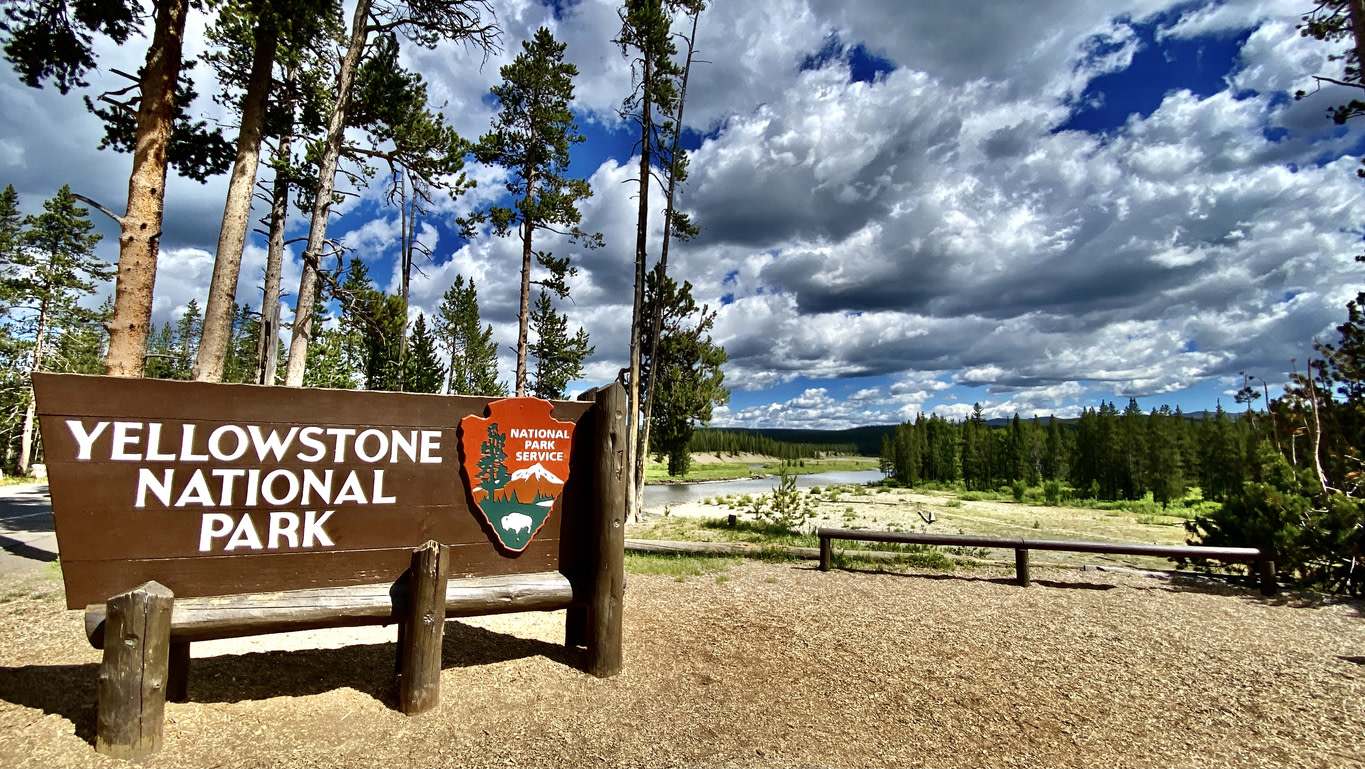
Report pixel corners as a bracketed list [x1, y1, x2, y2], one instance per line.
[816, 527, 1277, 596]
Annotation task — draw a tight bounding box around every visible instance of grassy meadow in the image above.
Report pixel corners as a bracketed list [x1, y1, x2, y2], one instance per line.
[631, 466, 1233, 577]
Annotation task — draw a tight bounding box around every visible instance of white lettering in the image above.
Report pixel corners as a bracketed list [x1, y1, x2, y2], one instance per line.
[296, 426, 325, 462]
[208, 424, 249, 461]
[213, 468, 244, 506]
[301, 469, 333, 505]
[420, 430, 441, 463]
[144, 423, 176, 461]
[179, 424, 209, 461]
[303, 510, 334, 547]
[173, 469, 216, 507]
[199, 513, 234, 551]
[248, 425, 299, 462]
[136, 468, 174, 508]
[354, 429, 388, 463]
[66, 420, 109, 461]
[326, 428, 356, 462]
[372, 470, 395, 504]
[514, 450, 565, 463]
[268, 512, 300, 548]
[225, 515, 263, 550]
[333, 471, 367, 505]
[246, 468, 261, 506]
[261, 469, 299, 506]
[390, 430, 418, 463]
[111, 421, 142, 461]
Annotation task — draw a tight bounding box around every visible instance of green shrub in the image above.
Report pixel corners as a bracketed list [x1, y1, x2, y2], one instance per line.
[1010, 481, 1026, 502]
[1043, 480, 1062, 506]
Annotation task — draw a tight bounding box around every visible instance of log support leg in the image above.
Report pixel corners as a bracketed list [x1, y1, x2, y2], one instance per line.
[588, 384, 626, 678]
[1015, 548, 1031, 587]
[399, 540, 450, 715]
[819, 536, 832, 572]
[565, 605, 588, 648]
[96, 581, 174, 760]
[167, 641, 190, 702]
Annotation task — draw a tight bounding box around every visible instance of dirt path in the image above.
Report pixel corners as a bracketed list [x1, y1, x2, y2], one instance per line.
[0, 559, 1361, 767]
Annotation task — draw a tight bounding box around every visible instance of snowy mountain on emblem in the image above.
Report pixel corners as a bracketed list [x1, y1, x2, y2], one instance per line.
[496, 462, 565, 504]
[509, 463, 563, 485]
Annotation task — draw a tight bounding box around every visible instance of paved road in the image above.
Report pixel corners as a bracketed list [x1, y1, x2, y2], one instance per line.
[0, 483, 58, 575]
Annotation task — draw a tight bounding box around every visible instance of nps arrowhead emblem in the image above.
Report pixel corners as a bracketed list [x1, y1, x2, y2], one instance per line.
[459, 398, 576, 552]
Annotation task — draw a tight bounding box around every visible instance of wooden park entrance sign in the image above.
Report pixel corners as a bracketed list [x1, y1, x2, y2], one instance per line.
[33, 373, 627, 760]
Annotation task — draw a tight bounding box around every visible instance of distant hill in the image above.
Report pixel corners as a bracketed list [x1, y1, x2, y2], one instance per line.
[694, 425, 897, 456]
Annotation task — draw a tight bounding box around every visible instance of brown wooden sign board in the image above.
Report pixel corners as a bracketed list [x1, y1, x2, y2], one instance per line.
[33, 373, 596, 608]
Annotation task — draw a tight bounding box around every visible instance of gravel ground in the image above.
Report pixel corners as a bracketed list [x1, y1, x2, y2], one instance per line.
[0, 560, 1361, 768]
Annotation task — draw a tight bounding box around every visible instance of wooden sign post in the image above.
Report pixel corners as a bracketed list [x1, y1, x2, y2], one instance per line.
[33, 374, 626, 759]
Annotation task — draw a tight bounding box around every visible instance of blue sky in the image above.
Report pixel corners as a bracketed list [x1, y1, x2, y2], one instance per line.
[3, 0, 1364, 428]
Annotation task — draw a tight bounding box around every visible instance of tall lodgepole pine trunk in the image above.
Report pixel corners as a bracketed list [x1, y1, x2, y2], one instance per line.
[18, 299, 49, 475]
[104, 0, 190, 378]
[284, 0, 372, 387]
[195, 20, 279, 382]
[637, 7, 700, 504]
[514, 167, 536, 397]
[1349, 0, 1365, 81]
[625, 53, 653, 523]
[254, 65, 298, 386]
[254, 140, 291, 385]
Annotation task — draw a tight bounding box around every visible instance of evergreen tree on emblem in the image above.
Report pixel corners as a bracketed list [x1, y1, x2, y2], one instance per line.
[477, 423, 510, 497]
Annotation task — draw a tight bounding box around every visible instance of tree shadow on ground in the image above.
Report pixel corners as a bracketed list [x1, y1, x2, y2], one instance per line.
[0, 661, 98, 744]
[1161, 573, 1365, 618]
[0, 534, 58, 563]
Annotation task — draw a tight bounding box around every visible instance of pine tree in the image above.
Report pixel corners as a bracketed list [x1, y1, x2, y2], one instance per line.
[302, 295, 354, 389]
[3, 0, 235, 376]
[639, 267, 728, 477]
[528, 290, 593, 400]
[477, 423, 509, 495]
[4, 185, 109, 473]
[463, 27, 599, 397]
[435, 275, 503, 396]
[618, 0, 684, 516]
[144, 322, 179, 380]
[281, 0, 496, 386]
[50, 296, 111, 375]
[194, 0, 338, 382]
[0, 185, 20, 304]
[403, 313, 445, 394]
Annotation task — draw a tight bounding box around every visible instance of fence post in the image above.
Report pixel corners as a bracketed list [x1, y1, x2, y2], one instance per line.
[1258, 557, 1278, 597]
[819, 534, 832, 571]
[399, 540, 450, 715]
[1015, 548, 1030, 587]
[96, 581, 174, 760]
[588, 383, 626, 678]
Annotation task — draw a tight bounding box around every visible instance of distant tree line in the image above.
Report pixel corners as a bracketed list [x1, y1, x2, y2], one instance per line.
[879, 402, 1255, 505]
[880, 366, 1363, 593]
[689, 429, 858, 461]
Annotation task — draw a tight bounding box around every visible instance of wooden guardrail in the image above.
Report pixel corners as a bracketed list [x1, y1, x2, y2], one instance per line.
[817, 527, 1277, 596]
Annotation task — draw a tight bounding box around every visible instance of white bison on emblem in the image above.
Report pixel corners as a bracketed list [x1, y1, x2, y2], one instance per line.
[500, 512, 534, 535]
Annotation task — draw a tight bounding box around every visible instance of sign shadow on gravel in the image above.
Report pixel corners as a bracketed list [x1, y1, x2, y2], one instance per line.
[0, 662, 98, 744]
[144, 621, 580, 708]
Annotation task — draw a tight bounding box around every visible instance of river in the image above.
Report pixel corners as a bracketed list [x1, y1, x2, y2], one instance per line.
[641, 469, 886, 509]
